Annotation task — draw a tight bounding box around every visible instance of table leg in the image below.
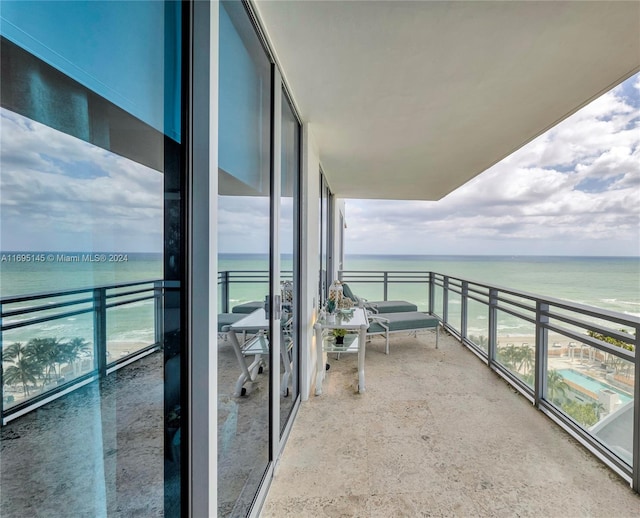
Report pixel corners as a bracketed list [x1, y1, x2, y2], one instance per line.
[280, 328, 292, 397]
[358, 324, 367, 393]
[229, 329, 253, 396]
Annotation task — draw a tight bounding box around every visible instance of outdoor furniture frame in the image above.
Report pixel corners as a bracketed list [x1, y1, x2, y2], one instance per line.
[367, 311, 440, 354]
[223, 309, 293, 397]
[341, 282, 418, 314]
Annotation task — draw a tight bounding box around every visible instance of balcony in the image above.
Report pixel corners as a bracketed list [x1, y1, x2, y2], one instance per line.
[0, 280, 166, 424]
[217, 268, 639, 501]
[263, 331, 639, 515]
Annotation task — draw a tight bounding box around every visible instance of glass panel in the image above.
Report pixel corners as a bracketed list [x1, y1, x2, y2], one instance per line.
[496, 310, 535, 387]
[106, 297, 156, 362]
[447, 290, 462, 333]
[2, 313, 96, 410]
[433, 285, 444, 319]
[218, 1, 271, 515]
[388, 282, 430, 311]
[546, 341, 635, 465]
[280, 90, 299, 431]
[467, 299, 489, 353]
[0, 2, 184, 515]
[0, 1, 181, 140]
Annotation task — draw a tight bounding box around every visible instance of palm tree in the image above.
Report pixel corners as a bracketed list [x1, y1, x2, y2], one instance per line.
[3, 341, 27, 363]
[3, 357, 40, 396]
[498, 344, 519, 370]
[516, 346, 534, 376]
[25, 338, 64, 386]
[3, 341, 41, 395]
[469, 335, 488, 348]
[547, 369, 569, 404]
[61, 338, 91, 376]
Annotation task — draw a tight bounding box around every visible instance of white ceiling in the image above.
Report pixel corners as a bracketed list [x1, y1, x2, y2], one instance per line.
[254, 0, 640, 200]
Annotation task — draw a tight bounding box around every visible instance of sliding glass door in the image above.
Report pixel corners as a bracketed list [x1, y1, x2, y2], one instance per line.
[217, 2, 301, 515]
[0, 2, 186, 515]
[279, 90, 301, 432]
[218, 1, 271, 515]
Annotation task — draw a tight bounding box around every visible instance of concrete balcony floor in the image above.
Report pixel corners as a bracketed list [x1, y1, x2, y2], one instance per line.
[263, 332, 639, 517]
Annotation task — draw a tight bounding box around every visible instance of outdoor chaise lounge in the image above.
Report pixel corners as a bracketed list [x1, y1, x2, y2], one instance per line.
[231, 301, 264, 314]
[218, 313, 246, 340]
[341, 282, 418, 313]
[367, 311, 440, 354]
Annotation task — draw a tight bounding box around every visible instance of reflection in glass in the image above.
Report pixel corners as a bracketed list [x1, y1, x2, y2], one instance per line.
[218, 1, 272, 515]
[495, 311, 535, 387]
[467, 299, 489, 353]
[546, 341, 635, 465]
[0, 1, 183, 514]
[433, 285, 444, 319]
[280, 91, 299, 431]
[447, 291, 462, 334]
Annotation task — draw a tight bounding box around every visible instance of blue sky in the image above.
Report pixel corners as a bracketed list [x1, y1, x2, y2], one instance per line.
[0, 108, 163, 253]
[345, 73, 640, 256]
[1, 73, 638, 256]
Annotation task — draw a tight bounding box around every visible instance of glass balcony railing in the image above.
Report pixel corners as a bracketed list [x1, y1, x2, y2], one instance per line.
[1, 280, 163, 423]
[334, 269, 638, 489]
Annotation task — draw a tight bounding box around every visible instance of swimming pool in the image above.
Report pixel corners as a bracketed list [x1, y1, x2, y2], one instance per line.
[557, 369, 632, 405]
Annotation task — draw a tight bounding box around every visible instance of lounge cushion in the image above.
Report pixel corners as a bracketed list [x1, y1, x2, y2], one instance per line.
[367, 300, 418, 313]
[232, 301, 263, 314]
[218, 313, 244, 332]
[368, 312, 439, 334]
[341, 283, 417, 313]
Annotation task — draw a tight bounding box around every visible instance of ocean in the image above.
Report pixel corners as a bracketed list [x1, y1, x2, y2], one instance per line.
[1, 252, 162, 348]
[1, 253, 638, 346]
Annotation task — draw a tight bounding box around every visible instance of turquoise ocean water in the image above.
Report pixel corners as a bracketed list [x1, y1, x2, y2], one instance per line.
[220, 253, 639, 339]
[2, 253, 638, 344]
[1, 252, 162, 347]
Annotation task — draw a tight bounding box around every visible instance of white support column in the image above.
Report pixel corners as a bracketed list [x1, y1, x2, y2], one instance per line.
[299, 123, 320, 400]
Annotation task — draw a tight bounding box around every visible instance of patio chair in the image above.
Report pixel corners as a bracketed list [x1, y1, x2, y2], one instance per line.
[366, 311, 440, 354]
[341, 282, 418, 314]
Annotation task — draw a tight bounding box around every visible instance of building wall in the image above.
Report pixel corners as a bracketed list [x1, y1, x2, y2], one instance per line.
[300, 123, 321, 400]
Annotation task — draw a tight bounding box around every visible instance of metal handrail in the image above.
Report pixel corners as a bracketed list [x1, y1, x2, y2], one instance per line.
[1, 279, 163, 424]
[338, 267, 638, 491]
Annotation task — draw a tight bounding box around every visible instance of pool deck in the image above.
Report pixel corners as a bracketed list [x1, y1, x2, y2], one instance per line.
[263, 332, 639, 517]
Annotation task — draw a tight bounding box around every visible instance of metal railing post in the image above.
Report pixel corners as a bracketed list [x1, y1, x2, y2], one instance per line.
[428, 272, 434, 315]
[633, 324, 640, 492]
[461, 281, 468, 340]
[154, 281, 164, 346]
[488, 288, 498, 366]
[534, 302, 549, 409]
[94, 288, 107, 378]
[0, 303, 4, 427]
[383, 272, 389, 301]
[443, 276, 449, 324]
[221, 271, 230, 314]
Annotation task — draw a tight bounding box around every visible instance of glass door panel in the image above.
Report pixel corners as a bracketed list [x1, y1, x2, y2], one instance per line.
[218, 1, 271, 515]
[279, 90, 300, 432]
[0, 2, 185, 515]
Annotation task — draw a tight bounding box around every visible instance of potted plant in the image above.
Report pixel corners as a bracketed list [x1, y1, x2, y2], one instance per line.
[332, 328, 347, 345]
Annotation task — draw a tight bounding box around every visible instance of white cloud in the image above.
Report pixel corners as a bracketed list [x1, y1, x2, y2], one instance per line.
[0, 108, 163, 252]
[346, 73, 640, 256]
